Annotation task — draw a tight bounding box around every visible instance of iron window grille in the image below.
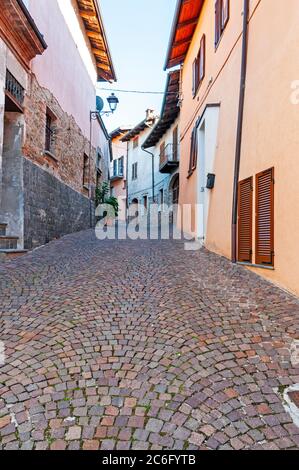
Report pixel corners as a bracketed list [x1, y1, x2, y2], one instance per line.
[5, 70, 25, 106]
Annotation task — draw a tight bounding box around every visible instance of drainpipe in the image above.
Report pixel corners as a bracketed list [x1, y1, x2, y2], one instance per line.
[125, 141, 129, 223]
[141, 146, 155, 203]
[231, 0, 250, 263]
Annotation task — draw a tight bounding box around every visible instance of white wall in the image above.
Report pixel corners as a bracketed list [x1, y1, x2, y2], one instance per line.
[196, 106, 220, 240]
[127, 117, 180, 208]
[26, 0, 99, 143]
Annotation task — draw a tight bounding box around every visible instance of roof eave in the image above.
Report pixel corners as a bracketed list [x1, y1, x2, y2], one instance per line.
[93, 0, 117, 82]
[164, 0, 182, 71]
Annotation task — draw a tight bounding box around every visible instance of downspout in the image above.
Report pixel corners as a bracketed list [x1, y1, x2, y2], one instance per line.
[141, 146, 155, 203]
[231, 0, 250, 263]
[125, 141, 129, 223]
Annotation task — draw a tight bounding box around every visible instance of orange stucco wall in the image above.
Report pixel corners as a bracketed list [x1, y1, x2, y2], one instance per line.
[178, 0, 299, 296]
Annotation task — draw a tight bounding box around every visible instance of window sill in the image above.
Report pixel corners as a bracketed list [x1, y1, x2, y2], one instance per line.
[44, 150, 58, 162]
[237, 262, 275, 271]
[83, 184, 89, 191]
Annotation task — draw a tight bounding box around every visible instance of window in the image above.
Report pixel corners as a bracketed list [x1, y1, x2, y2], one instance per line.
[143, 195, 148, 211]
[173, 126, 178, 162]
[192, 34, 206, 97]
[133, 137, 139, 149]
[215, 0, 230, 48]
[119, 157, 124, 176]
[255, 168, 274, 266]
[96, 169, 102, 188]
[113, 159, 118, 177]
[238, 177, 253, 263]
[96, 151, 102, 188]
[159, 189, 164, 205]
[188, 126, 198, 177]
[83, 153, 89, 188]
[5, 70, 24, 107]
[96, 151, 102, 171]
[132, 162, 138, 180]
[45, 109, 56, 154]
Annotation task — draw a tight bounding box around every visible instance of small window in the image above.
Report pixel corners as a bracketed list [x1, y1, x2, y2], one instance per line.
[5, 70, 25, 107]
[119, 157, 124, 176]
[45, 109, 56, 154]
[192, 34, 206, 97]
[133, 137, 139, 149]
[143, 195, 148, 211]
[96, 151, 102, 170]
[132, 162, 138, 180]
[159, 189, 164, 205]
[96, 169, 102, 188]
[215, 0, 230, 48]
[113, 159, 118, 176]
[83, 153, 89, 188]
[188, 126, 198, 177]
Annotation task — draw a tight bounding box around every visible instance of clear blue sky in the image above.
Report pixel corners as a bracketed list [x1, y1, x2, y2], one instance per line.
[99, 0, 177, 133]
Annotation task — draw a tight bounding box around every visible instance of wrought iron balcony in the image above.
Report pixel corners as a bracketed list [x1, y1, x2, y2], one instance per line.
[5, 70, 24, 105]
[110, 165, 124, 181]
[159, 143, 180, 173]
[110, 157, 124, 181]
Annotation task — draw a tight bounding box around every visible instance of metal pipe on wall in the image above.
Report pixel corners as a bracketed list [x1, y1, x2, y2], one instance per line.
[231, 0, 250, 263]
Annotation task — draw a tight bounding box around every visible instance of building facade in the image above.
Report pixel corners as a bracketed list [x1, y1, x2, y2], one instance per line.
[123, 92, 181, 221]
[109, 127, 131, 221]
[121, 109, 159, 213]
[164, 0, 299, 296]
[143, 70, 181, 211]
[0, 0, 115, 254]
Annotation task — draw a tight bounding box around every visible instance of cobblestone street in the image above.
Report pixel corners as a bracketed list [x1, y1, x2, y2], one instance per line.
[1, 230, 299, 450]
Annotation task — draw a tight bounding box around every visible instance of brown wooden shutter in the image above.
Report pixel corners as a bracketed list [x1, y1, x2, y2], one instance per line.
[255, 168, 274, 266]
[199, 34, 206, 82]
[192, 59, 197, 97]
[222, 0, 230, 29]
[173, 126, 178, 161]
[215, 0, 222, 46]
[238, 177, 253, 263]
[188, 129, 195, 175]
[188, 127, 198, 176]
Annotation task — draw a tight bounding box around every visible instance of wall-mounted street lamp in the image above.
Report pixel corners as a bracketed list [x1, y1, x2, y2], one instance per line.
[91, 93, 119, 120]
[88, 93, 119, 226]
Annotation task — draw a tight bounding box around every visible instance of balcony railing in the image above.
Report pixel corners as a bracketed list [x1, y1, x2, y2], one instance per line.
[110, 166, 124, 180]
[5, 70, 25, 106]
[159, 143, 180, 173]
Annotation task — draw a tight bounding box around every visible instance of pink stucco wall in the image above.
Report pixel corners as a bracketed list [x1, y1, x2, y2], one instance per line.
[26, 0, 99, 145]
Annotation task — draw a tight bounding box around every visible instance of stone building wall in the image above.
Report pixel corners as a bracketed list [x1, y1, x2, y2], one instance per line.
[23, 157, 93, 249]
[23, 74, 98, 197]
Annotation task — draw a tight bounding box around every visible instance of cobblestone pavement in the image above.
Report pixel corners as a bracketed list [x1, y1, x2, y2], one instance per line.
[1, 230, 299, 450]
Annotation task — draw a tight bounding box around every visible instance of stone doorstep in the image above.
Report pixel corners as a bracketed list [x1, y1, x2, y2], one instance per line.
[283, 384, 299, 428]
[288, 391, 299, 408]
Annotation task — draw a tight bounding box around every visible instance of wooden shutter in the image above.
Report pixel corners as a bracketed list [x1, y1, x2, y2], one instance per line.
[221, 0, 230, 29]
[199, 34, 206, 82]
[173, 126, 178, 161]
[192, 58, 197, 97]
[215, 0, 222, 47]
[238, 177, 253, 263]
[255, 168, 274, 266]
[188, 127, 198, 176]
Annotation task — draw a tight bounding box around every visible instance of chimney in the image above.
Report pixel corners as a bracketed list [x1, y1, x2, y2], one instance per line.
[145, 109, 155, 122]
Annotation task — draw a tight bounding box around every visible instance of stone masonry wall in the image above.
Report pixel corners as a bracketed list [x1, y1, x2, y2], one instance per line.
[23, 157, 93, 250]
[22, 74, 99, 197]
